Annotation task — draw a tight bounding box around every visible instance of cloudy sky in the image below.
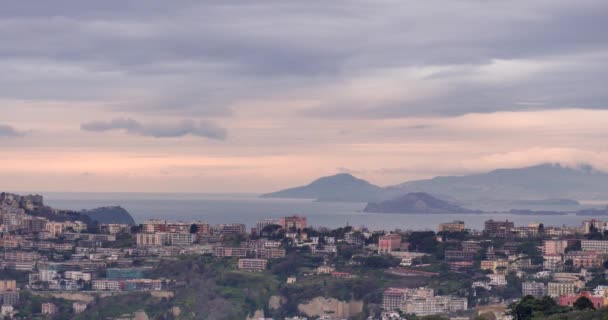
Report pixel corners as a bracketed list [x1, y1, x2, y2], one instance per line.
[1, 0, 608, 193]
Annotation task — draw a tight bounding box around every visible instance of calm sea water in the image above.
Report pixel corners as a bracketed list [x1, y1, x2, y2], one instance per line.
[42, 192, 594, 231]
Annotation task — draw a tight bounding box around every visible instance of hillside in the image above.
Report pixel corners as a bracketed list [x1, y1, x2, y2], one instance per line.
[395, 163, 608, 201]
[363, 192, 480, 214]
[81, 206, 136, 225]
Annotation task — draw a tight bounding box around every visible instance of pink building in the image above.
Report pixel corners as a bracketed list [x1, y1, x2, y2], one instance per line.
[544, 239, 568, 255]
[378, 233, 402, 254]
[559, 291, 605, 309]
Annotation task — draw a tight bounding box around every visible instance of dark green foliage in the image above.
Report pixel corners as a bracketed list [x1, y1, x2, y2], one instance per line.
[573, 296, 595, 311]
[506, 295, 569, 320]
[407, 231, 438, 253]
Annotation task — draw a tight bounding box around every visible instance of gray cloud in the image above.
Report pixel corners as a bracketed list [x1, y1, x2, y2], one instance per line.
[0, 1, 607, 118]
[80, 118, 227, 140]
[0, 124, 25, 138]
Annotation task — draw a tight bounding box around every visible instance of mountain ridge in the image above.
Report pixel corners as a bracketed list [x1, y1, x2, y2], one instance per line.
[261, 163, 608, 203]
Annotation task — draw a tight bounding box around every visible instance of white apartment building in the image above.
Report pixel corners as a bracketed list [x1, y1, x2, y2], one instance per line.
[581, 240, 608, 252]
[65, 271, 92, 281]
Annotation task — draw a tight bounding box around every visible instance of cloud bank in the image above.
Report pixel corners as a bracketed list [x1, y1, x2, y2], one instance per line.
[80, 118, 227, 140]
[0, 124, 25, 138]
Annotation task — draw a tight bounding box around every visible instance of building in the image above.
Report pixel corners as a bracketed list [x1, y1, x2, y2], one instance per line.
[281, 216, 307, 231]
[444, 250, 475, 261]
[581, 240, 608, 253]
[484, 220, 514, 238]
[480, 260, 509, 273]
[488, 274, 507, 286]
[73, 302, 87, 314]
[0, 280, 16, 291]
[522, 281, 547, 298]
[142, 219, 167, 233]
[383, 288, 408, 311]
[214, 223, 246, 236]
[378, 234, 402, 254]
[461, 240, 482, 253]
[0, 291, 19, 306]
[405, 296, 467, 316]
[548, 282, 577, 298]
[257, 248, 286, 259]
[544, 239, 569, 255]
[582, 220, 607, 234]
[238, 259, 267, 271]
[256, 219, 280, 234]
[92, 280, 122, 291]
[559, 291, 605, 309]
[168, 233, 196, 246]
[213, 247, 248, 258]
[41, 302, 57, 315]
[65, 271, 92, 281]
[136, 232, 168, 246]
[438, 221, 465, 233]
[543, 254, 563, 271]
[564, 251, 603, 268]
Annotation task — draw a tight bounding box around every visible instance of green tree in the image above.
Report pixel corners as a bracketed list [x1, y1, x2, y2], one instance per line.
[573, 296, 596, 311]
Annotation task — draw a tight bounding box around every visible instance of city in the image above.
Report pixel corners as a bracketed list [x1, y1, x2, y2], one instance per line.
[2, 192, 608, 319]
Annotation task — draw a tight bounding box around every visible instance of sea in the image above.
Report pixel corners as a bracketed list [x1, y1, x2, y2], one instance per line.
[40, 192, 603, 231]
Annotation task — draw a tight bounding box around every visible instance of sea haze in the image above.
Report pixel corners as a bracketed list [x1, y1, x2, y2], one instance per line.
[42, 192, 596, 231]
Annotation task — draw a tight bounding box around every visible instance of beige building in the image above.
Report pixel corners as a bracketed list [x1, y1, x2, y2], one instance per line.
[238, 259, 268, 271]
[438, 221, 465, 233]
[548, 282, 577, 298]
[136, 232, 168, 246]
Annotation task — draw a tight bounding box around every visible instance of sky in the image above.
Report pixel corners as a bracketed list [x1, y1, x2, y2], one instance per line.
[1, 0, 608, 193]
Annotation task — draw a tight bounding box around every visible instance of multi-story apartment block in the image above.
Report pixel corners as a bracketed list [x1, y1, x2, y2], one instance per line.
[280, 216, 307, 231]
[41, 303, 57, 315]
[582, 220, 607, 234]
[581, 240, 608, 252]
[238, 259, 267, 271]
[383, 288, 408, 311]
[564, 251, 603, 268]
[444, 250, 475, 261]
[214, 224, 246, 236]
[257, 248, 286, 259]
[438, 221, 465, 233]
[136, 232, 168, 246]
[480, 260, 509, 273]
[143, 220, 167, 233]
[98, 223, 130, 235]
[65, 271, 92, 281]
[484, 220, 514, 238]
[543, 254, 563, 271]
[378, 234, 402, 254]
[0, 281, 16, 291]
[548, 282, 577, 298]
[522, 281, 548, 298]
[461, 241, 482, 253]
[168, 233, 195, 246]
[544, 239, 569, 255]
[3, 251, 40, 262]
[213, 247, 248, 258]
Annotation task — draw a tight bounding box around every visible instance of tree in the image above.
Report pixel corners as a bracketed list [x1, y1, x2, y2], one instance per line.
[573, 296, 596, 311]
[189, 224, 199, 234]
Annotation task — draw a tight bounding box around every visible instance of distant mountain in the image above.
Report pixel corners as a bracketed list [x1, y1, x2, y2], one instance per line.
[394, 163, 608, 201]
[260, 173, 394, 202]
[364, 192, 480, 214]
[81, 206, 136, 225]
[262, 163, 608, 204]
